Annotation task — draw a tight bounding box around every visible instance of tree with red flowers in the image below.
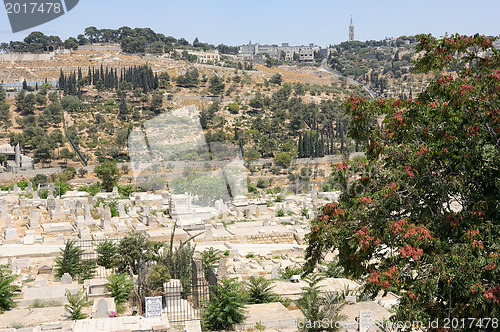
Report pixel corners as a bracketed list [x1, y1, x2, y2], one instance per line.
[305, 34, 500, 329]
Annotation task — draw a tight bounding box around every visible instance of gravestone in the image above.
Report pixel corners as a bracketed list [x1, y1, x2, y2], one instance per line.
[112, 186, 119, 198]
[75, 200, 82, 213]
[46, 194, 56, 210]
[61, 273, 73, 284]
[98, 202, 104, 215]
[18, 197, 27, 206]
[204, 225, 213, 241]
[271, 266, 279, 279]
[26, 182, 33, 193]
[37, 265, 52, 274]
[23, 234, 35, 245]
[87, 195, 93, 205]
[84, 204, 91, 221]
[29, 210, 40, 228]
[78, 226, 91, 239]
[33, 191, 39, 200]
[263, 219, 269, 227]
[101, 206, 112, 230]
[145, 296, 163, 318]
[92, 298, 114, 319]
[359, 310, 373, 332]
[217, 258, 227, 277]
[4, 228, 18, 243]
[118, 203, 127, 218]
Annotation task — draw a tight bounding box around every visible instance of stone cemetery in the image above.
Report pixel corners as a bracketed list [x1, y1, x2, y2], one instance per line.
[0, 183, 396, 331]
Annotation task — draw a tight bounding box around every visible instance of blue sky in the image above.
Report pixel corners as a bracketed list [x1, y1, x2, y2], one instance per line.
[1, 0, 499, 47]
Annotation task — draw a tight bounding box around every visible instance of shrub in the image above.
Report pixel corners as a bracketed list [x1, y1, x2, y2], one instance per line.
[106, 273, 134, 304]
[296, 274, 345, 332]
[200, 247, 223, 272]
[0, 265, 16, 312]
[65, 289, 88, 320]
[245, 276, 278, 304]
[146, 264, 171, 293]
[201, 277, 246, 331]
[96, 239, 118, 269]
[280, 266, 302, 280]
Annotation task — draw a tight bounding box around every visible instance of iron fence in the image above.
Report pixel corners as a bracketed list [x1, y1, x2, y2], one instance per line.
[73, 238, 217, 323]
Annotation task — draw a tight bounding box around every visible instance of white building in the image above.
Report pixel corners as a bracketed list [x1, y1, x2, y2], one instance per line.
[0, 143, 34, 172]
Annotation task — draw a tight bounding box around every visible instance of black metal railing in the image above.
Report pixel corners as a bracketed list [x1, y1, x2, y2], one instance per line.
[73, 238, 217, 323]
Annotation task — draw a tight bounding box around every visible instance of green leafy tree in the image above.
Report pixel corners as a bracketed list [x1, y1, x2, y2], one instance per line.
[116, 232, 151, 275]
[201, 277, 246, 331]
[106, 273, 134, 304]
[269, 73, 283, 85]
[78, 168, 88, 178]
[65, 289, 88, 320]
[0, 265, 17, 313]
[34, 141, 54, 167]
[94, 161, 121, 192]
[208, 75, 225, 96]
[96, 239, 119, 269]
[60, 147, 74, 165]
[54, 240, 83, 278]
[274, 151, 292, 168]
[305, 34, 500, 326]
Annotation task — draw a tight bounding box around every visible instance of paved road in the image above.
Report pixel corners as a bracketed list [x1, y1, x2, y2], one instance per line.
[321, 58, 378, 98]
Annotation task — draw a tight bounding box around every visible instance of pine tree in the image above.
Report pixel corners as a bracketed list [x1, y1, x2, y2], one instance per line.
[54, 240, 83, 278]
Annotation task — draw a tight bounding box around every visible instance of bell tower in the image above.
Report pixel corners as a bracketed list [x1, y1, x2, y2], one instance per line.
[349, 16, 354, 42]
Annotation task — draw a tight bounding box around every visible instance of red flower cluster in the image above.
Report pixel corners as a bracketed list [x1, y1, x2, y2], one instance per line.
[361, 196, 374, 204]
[466, 125, 480, 137]
[416, 147, 429, 156]
[429, 101, 438, 108]
[487, 70, 500, 80]
[485, 262, 496, 271]
[461, 84, 474, 96]
[404, 166, 415, 178]
[438, 75, 454, 85]
[407, 290, 416, 300]
[336, 162, 348, 170]
[472, 240, 484, 250]
[470, 283, 484, 294]
[404, 225, 432, 242]
[467, 228, 480, 239]
[393, 99, 402, 107]
[389, 219, 409, 235]
[323, 202, 345, 218]
[349, 95, 365, 110]
[398, 245, 424, 261]
[355, 227, 380, 250]
[484, 285, 500, 306]
[386, 182, 398, 197]
[392, 110, 404, 122]
[443, 133, 454, 141]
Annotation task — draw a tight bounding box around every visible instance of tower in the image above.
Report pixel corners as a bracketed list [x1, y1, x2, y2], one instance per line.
[349, 16, 354, 42]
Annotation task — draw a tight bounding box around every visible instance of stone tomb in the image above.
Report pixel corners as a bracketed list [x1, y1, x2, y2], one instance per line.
[41, 222, 73, 233]
[92, 298, 116, 319]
